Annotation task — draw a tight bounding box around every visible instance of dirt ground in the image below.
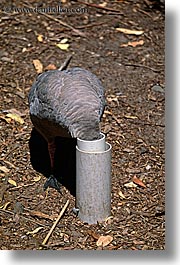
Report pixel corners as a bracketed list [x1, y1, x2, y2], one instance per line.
[0, 0, 165, 250]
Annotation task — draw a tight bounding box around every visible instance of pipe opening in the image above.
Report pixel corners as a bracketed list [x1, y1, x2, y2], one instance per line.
[77, 132, 105, 152]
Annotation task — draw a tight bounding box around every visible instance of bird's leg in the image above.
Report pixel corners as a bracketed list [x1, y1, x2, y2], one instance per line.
[48, 141, 56, 170]
[43, 140, 61, 193]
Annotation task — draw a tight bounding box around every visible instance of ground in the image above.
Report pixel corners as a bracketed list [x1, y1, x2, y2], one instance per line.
[0, 0, 165, 250]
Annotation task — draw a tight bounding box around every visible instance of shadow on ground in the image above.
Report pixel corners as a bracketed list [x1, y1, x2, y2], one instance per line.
[29, 128, 76, 196]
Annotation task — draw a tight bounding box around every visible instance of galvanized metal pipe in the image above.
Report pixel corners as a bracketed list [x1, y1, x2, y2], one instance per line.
[76, 133, 112, 224]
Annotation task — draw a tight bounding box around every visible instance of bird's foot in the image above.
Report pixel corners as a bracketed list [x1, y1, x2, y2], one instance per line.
[44, 175, 61, 193]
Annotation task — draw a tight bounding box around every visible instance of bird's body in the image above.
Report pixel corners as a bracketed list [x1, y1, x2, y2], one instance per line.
[29, 67, 105, 141]
[28, 66, 105, 191]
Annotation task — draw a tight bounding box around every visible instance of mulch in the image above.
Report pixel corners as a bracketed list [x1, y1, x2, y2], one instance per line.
[0, 0, 165, 250]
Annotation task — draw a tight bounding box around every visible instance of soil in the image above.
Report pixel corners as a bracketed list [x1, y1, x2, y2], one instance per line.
[0, 0, 165, 250]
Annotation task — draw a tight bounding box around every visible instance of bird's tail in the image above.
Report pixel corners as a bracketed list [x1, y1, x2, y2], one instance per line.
[58, 54, 72, 71]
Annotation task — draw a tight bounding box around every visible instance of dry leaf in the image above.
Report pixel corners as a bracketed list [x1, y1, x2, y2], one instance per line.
[56, 43, 69, 51]
[37, 34, 43, 42]
[33, 175, 41, 182]
[56, 38, 69, 50]
[60, 38, 68, 44]
[99, 2, 107, 7]
[33, 59, 43, 73]
[133, 176, 146, 188]
[0, 165, 10, 173]
[5, 108, 24, 116]
[124, 182, 137, 188]
[96, 235, 113, 247]
[26, 226, 44, 235]
[44, 64, 57, 70]
[8, 179, 17, 187]
[104, 110, 112, 115]
[0, 114, 12, 123]
[29, 210, 54, 220]
[118, 190, 126, 199]
[0, 202, 11, 210]
[3, 202, 11, 210]
[6, 113, 24, 124]
[121, 40, 144, 47]
[116, 28, 144, 35]
[105, 216, 113, 222]
[87, 230, 100, 240]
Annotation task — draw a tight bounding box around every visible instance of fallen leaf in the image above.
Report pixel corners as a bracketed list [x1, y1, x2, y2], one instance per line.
[33, 175, 41, 182]
[56, 43, 69, 51]
[44, 63, 57, 70]
[124, 182, 137, 188]
[87, 230, 100, 240]
[4, 108, 25, 116]
[118, 190, 126, 199]
[96, 235, 113, 247]
[116, 27, 144, 35]
[0, 202, 11, 210]
[123, 147, 134, 153]
[121, 39, 144, 47]
[3, 202, 11, 210]
[26, 226, 44, 235]
[105, 216, 113, 222]
[29, 210, 54, 220]
[8, 179, 17, 187]
[0, 114, 13, 123]
[0, 165, 10, 173]
[104, 110, 112, 115]
[33, 59, 43, 73]
[60, 38, 68, 44]
[6, 113, 24, 124]
[132, 176, 146, 188]
[99, 2, 107, 7]
[37, 34, 43, 42]
[22, 47, 27, 53]
[56, 38, 70, 50]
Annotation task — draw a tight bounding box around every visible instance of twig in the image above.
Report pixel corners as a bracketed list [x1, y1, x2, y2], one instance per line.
[23, 2, 86, 37]
[0, 208, 48, 227]
[40, 12, 86, 37]
[1, 145, 20, 160]
[104, 110, 123, 128]
[77, 0, 123, 14]
[41, 200, 69, 246]
[124, 118, 165, 127]
[9, 182, 37, 190]
[124, 63, 162, 73]
[0, 159, 16, 169]
[42, 241, 67, 248]
[76, 21, 107, 29]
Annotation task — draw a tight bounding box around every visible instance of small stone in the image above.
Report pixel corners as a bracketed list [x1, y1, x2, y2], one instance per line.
[0, 56, 14, 63]
[151, 85, 165, 93]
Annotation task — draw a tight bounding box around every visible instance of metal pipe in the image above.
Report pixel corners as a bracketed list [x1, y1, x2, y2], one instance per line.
[76, 133, 112, 224]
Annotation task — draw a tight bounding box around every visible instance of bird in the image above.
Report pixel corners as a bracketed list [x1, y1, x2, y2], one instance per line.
[28, 56, 105, 192]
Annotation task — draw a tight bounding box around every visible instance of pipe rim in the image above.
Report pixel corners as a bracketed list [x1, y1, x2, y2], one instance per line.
[76, 142, 112, 154]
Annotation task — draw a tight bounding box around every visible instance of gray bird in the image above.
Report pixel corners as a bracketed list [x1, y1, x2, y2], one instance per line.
[28, 57, 105, 191]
